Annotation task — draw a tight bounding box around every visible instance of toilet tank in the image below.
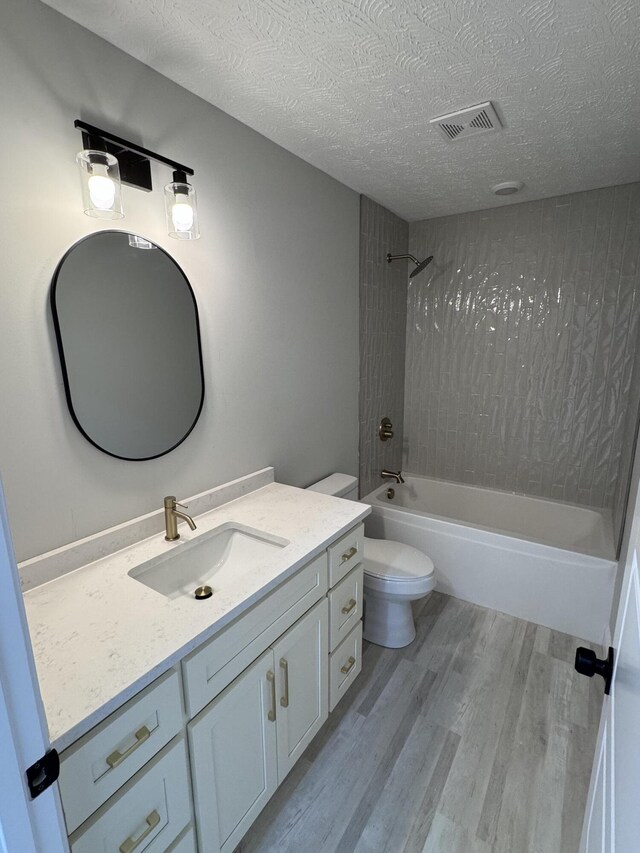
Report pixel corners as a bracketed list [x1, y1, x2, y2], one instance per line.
[306, 473, 359, 501]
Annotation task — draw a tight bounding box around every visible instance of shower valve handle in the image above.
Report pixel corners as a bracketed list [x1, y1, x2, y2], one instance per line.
[379, 417, 394, 442]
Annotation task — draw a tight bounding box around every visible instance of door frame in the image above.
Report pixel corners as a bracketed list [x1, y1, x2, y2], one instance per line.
[0, 478, 68, 852]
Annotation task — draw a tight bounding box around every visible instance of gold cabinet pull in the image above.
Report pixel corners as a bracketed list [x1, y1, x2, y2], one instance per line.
[119, 809, 160, 853]
[341, 598, 357, 615]
[341, 545, 358, 564]
[267, 670, 276, 722]
[106, 725, 151, 769]
[341, 656, 356, 675]
[279, 658, 290, 708]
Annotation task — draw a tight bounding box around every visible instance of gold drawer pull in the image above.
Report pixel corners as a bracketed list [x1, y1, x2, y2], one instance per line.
[341, 545, 358, 564]
[267, 670, 277, 722]
[341, 598, 357, 615]
[280, 658, 290, 708]
[341, 656, 356, 675]
[119, 809, 160, 853]
[106, 725, 151, 769]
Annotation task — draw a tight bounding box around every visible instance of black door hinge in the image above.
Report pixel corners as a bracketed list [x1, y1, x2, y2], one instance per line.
[26, 749, 60, 799]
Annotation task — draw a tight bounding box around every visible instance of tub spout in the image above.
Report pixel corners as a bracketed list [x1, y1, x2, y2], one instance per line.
[381, 469, 405, 484]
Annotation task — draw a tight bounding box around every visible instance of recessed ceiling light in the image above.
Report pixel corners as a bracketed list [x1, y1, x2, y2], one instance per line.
[492, 181, 524, 196]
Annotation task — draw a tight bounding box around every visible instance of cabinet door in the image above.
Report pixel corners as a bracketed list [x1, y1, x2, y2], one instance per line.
[273, 597, 329, 782]
[188, 648, 278, 853]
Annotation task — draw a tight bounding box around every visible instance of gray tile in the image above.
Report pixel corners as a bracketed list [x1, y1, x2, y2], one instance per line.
[402, 184, 640, 543]
[358, 195, 408, 497]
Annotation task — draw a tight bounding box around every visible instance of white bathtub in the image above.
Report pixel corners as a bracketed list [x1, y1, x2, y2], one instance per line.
[361, 474, 617, 642]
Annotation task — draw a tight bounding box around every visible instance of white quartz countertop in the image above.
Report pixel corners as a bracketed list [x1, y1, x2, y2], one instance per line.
[23, 482, 369, 751]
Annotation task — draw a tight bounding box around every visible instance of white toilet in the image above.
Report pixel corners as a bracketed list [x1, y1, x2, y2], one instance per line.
[306, 474, 435, 648]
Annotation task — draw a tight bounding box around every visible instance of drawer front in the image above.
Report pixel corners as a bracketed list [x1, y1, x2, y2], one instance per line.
[182, 552, 328, 718]
[328, 564, 364, 652]
[329, 622, 363, 712]
[166, 826, 197, 852]
[60, 670, 184, 833]
[69, 737, 191, 853]
[327, 524, 364, 587]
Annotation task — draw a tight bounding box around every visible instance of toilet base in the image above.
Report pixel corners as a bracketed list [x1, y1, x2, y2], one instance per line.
[363, 592, 417, 648]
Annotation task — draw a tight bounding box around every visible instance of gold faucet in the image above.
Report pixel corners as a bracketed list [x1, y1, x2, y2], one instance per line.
[163, 496, 197, 541]
[381, 469, 405, 484]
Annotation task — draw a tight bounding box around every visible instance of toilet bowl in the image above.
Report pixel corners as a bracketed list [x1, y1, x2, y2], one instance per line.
[306, 474, 436, 648]
[362, 538, 435, 647]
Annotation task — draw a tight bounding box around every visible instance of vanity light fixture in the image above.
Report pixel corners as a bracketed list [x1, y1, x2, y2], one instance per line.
[74, 120, 199, 239]
[165, 170, 199, 240]
[76, 149, 123, 219]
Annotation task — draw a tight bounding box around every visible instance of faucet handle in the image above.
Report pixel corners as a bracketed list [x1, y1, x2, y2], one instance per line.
[163, 496, 188, 510]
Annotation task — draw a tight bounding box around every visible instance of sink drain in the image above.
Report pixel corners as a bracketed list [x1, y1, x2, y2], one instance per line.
[194, 585, 213, 600]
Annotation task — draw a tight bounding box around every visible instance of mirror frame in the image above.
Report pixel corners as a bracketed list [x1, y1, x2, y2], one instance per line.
[50, 230, 206, 461]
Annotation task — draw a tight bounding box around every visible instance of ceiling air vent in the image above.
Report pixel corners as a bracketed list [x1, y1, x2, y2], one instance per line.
[430, 102, 502, 142]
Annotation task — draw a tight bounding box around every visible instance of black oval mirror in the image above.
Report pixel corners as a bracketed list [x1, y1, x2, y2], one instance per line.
[51, 231, 205, 460]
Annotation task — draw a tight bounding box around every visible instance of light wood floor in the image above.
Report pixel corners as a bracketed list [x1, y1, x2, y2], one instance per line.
[237, 592, 602, 853]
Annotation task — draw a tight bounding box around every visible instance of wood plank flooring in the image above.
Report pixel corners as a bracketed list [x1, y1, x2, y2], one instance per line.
[237, 593, 603, 853]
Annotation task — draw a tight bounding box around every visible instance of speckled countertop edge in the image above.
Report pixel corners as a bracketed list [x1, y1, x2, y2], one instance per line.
[23, 481, 369, 751]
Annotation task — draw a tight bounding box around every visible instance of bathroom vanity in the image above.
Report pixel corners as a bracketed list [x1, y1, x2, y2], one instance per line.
[20, 470, 369, 852]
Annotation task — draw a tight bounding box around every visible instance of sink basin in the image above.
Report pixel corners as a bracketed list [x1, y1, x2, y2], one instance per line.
[128, 523, 289, 600]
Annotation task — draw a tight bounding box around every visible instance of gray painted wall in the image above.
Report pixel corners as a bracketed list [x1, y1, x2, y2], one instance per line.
[403, 184, 640, 531]
[359, 197, 408, 497]
[0, 0, 359, 561]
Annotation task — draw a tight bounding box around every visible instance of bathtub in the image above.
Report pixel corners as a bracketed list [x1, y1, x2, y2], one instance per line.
[361, 474, 617, 643]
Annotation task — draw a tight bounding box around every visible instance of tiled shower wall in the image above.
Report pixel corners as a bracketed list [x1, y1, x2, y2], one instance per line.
[404, 183, 640, 532]
[359, 196, 408, 496]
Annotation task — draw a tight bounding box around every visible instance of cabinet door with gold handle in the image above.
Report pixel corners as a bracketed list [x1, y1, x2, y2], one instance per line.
[279, 658, 290, 708]
[187, 650, 278, 853]
[119, 809, 160, 853]
[272, 598, 328, 783]
[106, 725, 151, 769]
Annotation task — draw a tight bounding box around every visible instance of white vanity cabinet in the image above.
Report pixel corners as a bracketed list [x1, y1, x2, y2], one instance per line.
[56, 521, 364, 853]
[188, 598, 328, 852]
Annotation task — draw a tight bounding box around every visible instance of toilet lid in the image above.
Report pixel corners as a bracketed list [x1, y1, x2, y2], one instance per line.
[363, 538, 434, 581]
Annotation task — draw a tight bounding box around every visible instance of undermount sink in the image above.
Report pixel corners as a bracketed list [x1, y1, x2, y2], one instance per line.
[128, 523, 289, 600]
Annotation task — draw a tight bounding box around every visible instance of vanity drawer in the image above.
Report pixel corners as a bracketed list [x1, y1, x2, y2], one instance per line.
[327, 524, 364, 587]
[328, 564, 363, 652]
[59, 669, 184, 834]
[167, 825, 197, 853]
[69, 737, 191, 853]
[182, 552, 328, 718]
[329, 622, 363, 712]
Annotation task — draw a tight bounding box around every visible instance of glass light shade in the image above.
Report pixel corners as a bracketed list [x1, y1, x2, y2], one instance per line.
[76, 150, 124, 219]
[164, 181, 199, 240]
[128, 234, 156, 250]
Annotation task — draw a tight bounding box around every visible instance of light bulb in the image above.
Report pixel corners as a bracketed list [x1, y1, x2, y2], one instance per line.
[172, 201, 194, 232]
[165, 176, 199, 239]
[88, 168, 116, 211]
[77, 150, 123, 219]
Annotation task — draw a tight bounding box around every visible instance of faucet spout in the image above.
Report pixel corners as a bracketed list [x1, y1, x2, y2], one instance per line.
[163, 495, 197, 541]
[173, 509, 197, 531]
[381, 469, 405, 484]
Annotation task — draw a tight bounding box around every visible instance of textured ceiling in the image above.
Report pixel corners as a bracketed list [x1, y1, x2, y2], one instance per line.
[42, 0, 640, 220]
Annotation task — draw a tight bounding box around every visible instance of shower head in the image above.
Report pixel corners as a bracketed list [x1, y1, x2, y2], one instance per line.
[387, 252, 434, 279]
[409, 255, 433, 278]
